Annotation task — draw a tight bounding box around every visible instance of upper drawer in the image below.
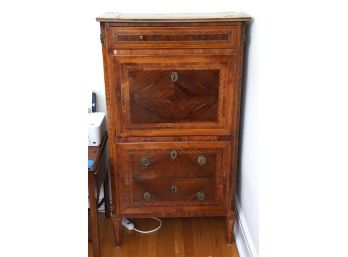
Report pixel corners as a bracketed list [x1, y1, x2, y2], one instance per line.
[108, 26, 240, 49]
[117, 141, 231, 179]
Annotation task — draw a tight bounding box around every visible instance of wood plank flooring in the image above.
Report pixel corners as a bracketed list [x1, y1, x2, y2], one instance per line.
[89, 214, 240, 257]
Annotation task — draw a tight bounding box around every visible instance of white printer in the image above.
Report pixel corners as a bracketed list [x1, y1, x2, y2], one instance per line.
[88, 112, 106, 146]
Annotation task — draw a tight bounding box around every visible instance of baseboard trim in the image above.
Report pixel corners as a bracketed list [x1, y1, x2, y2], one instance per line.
[233, 198, 258, 257]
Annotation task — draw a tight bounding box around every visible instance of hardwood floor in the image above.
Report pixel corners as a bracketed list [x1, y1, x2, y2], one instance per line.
[89, 213, 240, 257]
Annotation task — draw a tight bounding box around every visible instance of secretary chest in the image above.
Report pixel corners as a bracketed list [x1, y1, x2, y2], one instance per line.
[96, 12, 251, 246]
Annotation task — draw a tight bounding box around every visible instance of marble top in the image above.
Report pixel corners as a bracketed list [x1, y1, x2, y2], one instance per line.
[96, 12, 251, 22]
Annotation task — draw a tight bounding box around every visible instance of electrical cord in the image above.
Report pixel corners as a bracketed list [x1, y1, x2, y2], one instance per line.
[132, 217, 162, 234]
[122, 217, 162, 234]
[96, 200, 162, 234]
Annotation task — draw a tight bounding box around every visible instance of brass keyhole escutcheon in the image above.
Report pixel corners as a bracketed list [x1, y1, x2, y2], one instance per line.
[140, 157, 151, 167]
[197, 155, 207, 165]
[170, 150, 178, 160]
[171, 185, 178, 194]
[170, 71, 178, 82]
[197, 191, 206, 200]
[143, 192, 151, 201]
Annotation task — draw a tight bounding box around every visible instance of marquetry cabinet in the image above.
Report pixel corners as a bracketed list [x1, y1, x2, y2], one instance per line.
[96, 12, 251, 246]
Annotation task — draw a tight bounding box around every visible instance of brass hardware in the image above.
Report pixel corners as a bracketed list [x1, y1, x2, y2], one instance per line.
[171, 185, 178, 194]
[170, 71, 178, 82]
[197, 191, 206, 200]
[170, 150, 178, 160]
[143, 192, 151, 201]
[100, 33, 105, 44]
[139, 35, 144, 40]
[140, 157, 151, 167]
[197, 155, 207, 165]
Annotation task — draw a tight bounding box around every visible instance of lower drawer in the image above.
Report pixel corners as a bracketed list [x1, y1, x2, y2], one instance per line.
[119, 177, 225, 210]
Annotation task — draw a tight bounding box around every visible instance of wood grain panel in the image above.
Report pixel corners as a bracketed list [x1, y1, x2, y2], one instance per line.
[129, 150, 217, 179]
[116, 135, 233, 143]
[114, 55, 235, 137]
[117, 141, 230, 179]
[119, 177, 225, 211]
[108, 26, 238, 49]
[130, 178, 217, 203]
[129, 69, 219, 123]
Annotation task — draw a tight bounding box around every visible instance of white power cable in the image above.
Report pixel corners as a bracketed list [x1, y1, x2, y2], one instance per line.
[97, 201, 162, 234]
[122, 217, 162, 234]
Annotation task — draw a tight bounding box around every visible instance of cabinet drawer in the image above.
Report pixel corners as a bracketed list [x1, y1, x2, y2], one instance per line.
[108, 26, 240, 49]
[117, 141, 231, 179]
[114, 55, 235, 137]
[119, 178, 225, 209]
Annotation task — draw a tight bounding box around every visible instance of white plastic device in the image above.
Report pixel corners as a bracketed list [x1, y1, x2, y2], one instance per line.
[88, 112, 106, 146]
[121, 218, 135, 230]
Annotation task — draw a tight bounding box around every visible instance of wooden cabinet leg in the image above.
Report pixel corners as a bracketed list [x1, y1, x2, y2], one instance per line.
[89, 177, 100, 257]
[226, 215, 235, 245]
[113, 218, 122, 246]
[103, 170, 111, 218]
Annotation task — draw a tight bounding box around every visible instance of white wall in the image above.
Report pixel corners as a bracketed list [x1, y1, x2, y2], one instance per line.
[237, 1, 348, 257]
[237, 13, 260, 253]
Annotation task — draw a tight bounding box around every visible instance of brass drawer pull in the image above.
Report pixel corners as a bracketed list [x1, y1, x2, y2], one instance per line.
[170, 150, 178, 160]
[170, 71, 178, 82]
[140, 157, 151, 167]
[171, 185, 178, 194]
[197, 155, 207, 165]
[139, 35, 144, 40]
[143, 192, 152, 201]
[196, 191, 206, 200]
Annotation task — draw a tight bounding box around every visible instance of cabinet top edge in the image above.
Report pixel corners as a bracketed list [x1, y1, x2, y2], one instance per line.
[96, 12, 251, 22]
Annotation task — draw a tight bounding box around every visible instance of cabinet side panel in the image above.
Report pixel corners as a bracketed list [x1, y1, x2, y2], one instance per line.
[100, 22, 120, 217]
[229, 21, 248, 214]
